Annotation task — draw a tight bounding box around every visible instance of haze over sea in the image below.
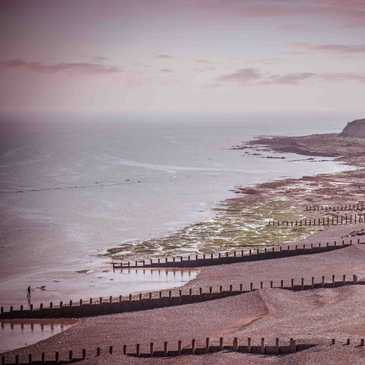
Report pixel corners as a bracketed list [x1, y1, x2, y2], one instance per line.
[0, 111, 354, 305]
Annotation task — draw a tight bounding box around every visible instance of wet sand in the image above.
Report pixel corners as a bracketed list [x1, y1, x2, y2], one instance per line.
[3, 126, 365, 364]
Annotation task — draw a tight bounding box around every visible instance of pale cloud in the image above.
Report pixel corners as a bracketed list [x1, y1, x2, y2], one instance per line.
[263, 72, 316, 85]
[217, 68, 261, 84]
[217, 68, 365, 86]
[0, 59, 122, 75]
[157, 54, 173, 59]
[292, 43, 365, 54]
[320, 72, 365, 83]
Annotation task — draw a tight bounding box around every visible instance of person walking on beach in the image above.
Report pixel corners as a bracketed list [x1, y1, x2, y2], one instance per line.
[26, 285, 32, 306]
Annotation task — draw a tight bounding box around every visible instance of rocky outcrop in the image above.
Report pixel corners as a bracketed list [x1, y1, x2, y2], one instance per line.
[340, 118, 365, 138]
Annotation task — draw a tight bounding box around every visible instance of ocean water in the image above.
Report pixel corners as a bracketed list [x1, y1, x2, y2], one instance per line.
[0, 111, 354, 305]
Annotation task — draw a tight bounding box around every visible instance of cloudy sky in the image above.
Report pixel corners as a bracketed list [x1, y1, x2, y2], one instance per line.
[1, 0, 364, 114]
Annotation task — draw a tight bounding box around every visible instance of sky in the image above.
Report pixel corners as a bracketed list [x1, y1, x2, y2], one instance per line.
[0, 0, 365, 115]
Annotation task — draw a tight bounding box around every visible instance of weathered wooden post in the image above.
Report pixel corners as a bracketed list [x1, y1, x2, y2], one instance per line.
[261, 338, 265, 353]
[150, 343, 154, 357]
[178, 340, 182, 354]
[219, 337, 224, 351]
[289, 338, 296, 352]
[136, 344, 140, 357]
[233, 337, 238, 351]
[191, 339, 196, 354]
[206, 337, 210, 352]
[247, 337, 252, 353]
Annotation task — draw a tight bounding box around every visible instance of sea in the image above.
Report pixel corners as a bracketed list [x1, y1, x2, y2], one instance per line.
[0, 111, 356, 308]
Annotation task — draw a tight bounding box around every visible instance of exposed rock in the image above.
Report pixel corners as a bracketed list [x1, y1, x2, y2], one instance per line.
[340, 118, 365, 138]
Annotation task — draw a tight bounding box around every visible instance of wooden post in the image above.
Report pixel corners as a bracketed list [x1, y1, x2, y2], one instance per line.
[123, 345, 127, 355]
[275, 338, 279, 354]
[312, 277, 315, 288]
[250, 282, 253, 291]
[206, 337, 210, 352]
[291, 278, 294, 288]
[41, 352, 45, 363]
[281, 280, 283, 288]
[109, 346, 113, 354]
[260, 338, 265, 353]
[55, 352, 59, 363]
[301, 277, 304, 289]
[260, 281, 263, 289]
[289, 338, 296, 352]
[219, 337, 223, 351]
[96, 347, 101, 356]
[178, 340, 182, 354]
[69, 350, 73, 361]
[360, 339, 364, 346]
[136, 344, 140, 357]
[82, 349, 86, 359]
[233, 337, 238, 351]
[164, 341, 168, 355]
[150, 343, 154, 356]
[247, 337, 252, 353]
[28, 354, 32, 364]
[191, 339, 196, 354]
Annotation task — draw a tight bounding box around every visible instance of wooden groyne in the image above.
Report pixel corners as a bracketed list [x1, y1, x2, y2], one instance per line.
[112, 239, 355, 269]
[2, 337, 365, 364]
[305, 204, 365, 212]
[0, 273, 360, 320]
[268, 214, 365, 227]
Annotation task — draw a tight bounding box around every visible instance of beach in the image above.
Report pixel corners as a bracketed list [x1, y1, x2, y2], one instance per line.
[2, 119, 365, 364]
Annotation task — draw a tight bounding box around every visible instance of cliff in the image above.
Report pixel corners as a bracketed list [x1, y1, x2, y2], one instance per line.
[340, 118, 365, 138]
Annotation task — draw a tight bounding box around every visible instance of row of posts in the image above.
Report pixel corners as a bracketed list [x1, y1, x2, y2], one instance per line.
[305, 204, 365, 212]
[131, 337, 297, 357]
[0, 273, 359, 316]
[115, 239, 354, 269]
[3, 336, 365, 363]
[269, 215, 364, 227]
[1, 346, 113, 365]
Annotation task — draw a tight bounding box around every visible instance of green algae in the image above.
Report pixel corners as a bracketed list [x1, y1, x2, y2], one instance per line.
[106, 195, 322, 261]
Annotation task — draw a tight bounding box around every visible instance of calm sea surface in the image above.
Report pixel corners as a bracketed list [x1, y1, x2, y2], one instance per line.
[0, 112, 354, 305]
